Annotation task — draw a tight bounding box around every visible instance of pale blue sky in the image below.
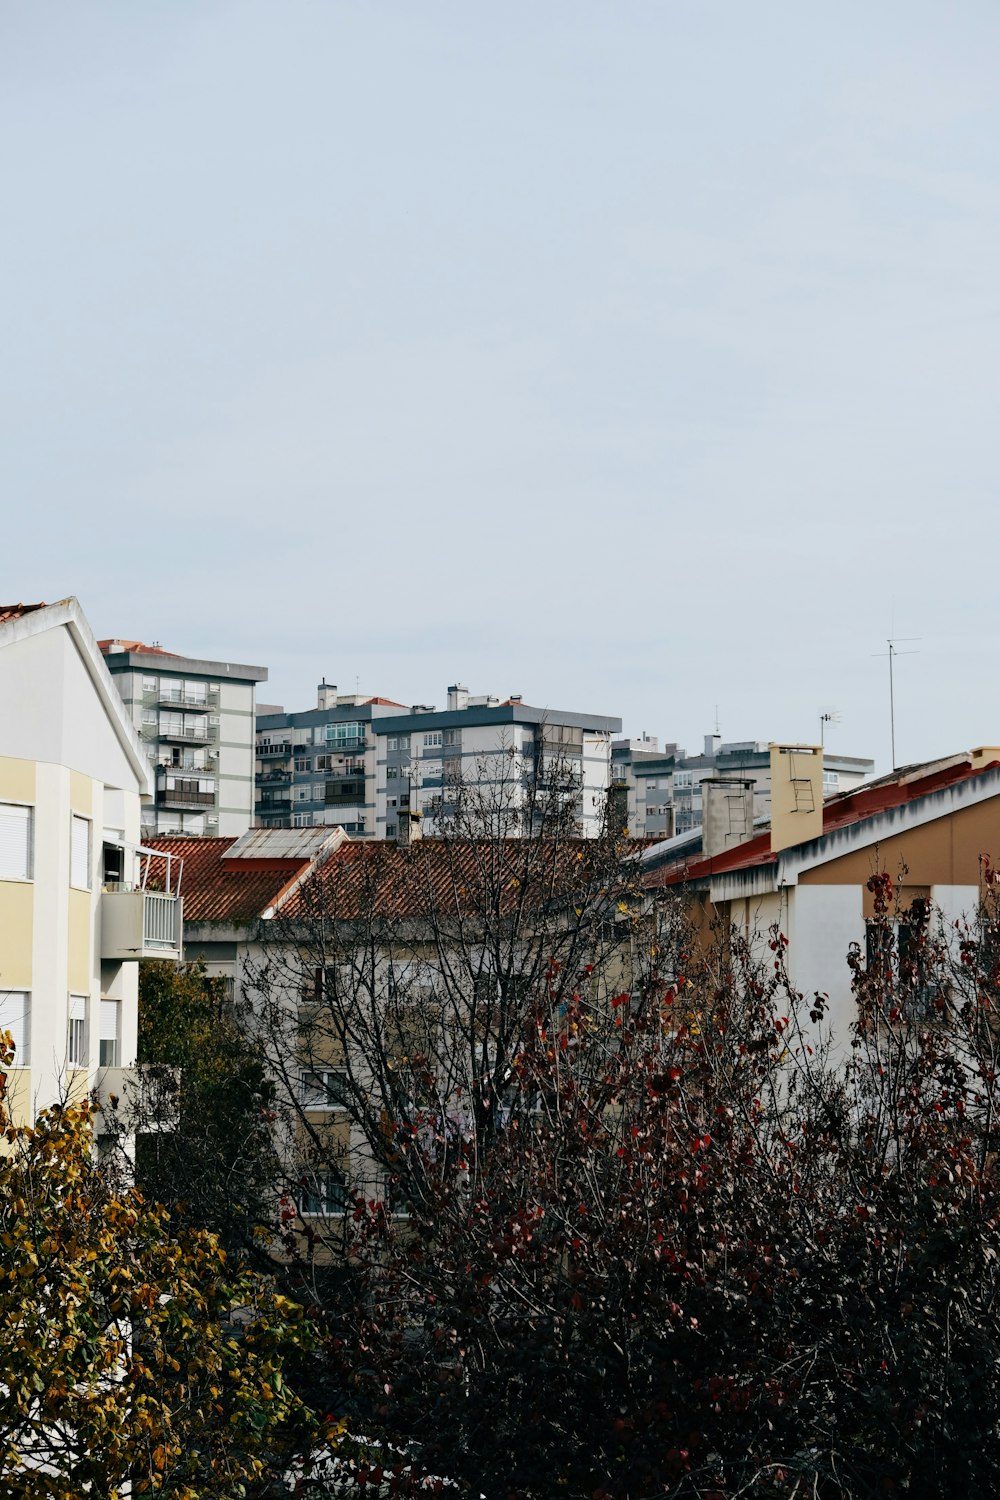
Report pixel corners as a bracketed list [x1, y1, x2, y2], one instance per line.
[4, 3, 999, 770]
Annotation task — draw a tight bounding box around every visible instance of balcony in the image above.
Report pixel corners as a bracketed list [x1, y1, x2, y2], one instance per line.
[102, 889, 183, 962]
[156, 785, 216, 810]
[258, 797, 292, 814]
[258, 742, 293, 758]
[257, 767, 292, 785]
[157, 688, 215, 709]
[158, 722, 214, 745]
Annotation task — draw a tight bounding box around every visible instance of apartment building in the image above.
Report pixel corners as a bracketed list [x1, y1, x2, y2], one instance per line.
[612, 733, 875, 840]
[256, 683, 622, 839]
[0, 599, 182, 1126]
[256, 684, 408, 837]
[100, 638, 267, 838]
[375, 687, 621, 838]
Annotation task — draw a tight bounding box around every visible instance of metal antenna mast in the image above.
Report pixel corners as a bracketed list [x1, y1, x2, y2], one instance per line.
[872, 638, 920, 771]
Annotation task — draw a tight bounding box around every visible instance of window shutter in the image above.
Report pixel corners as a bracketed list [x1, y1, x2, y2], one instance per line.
[71, 815, 91, 889]
[0, 804, 31, 880]
[99, 1000, 120, 1067]
[0, 992, 30, 1064]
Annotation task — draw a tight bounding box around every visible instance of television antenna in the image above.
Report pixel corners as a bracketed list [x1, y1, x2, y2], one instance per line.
[872, 638, 920, 771]
[819, 708, 840, 750]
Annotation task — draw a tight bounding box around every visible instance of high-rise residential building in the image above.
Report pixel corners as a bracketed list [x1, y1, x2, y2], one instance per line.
[256, 683, 622, 838]
[256, 683, 408, 837]
[612, 733, 876, 840]
[100, 638, 267, 838]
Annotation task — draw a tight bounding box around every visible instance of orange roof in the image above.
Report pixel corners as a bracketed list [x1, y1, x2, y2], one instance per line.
[646, 757, 1000, 889]
[276, 836, 610, 924]
[0, 603, 46, 625]
[144, 837, 313, 923]
[365, 696, 409, 708]
[98, 638, 181, 657]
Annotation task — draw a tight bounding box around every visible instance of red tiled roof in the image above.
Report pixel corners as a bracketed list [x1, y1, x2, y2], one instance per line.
[646, 758, 1000, 888]
[0, 603, 46, 625]
[144, 837, 313, 923]
[98, 638, 180, 657]
[365, 696, 409, 707]
[276, 836, 609, 924]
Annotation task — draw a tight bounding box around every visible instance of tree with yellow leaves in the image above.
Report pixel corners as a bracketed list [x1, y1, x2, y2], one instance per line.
[0, 1034, 321, 1498]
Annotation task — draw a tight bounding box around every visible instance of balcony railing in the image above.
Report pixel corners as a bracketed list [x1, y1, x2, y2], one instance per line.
[258, 743, 293, 758]
[258, 797, 292, 813]
[257, 768, 292, 784]
[157, 723, 214, 744]
[157, 689, 213, 710]
[102, 889, 183, 962]
[157, 786, 216, 810]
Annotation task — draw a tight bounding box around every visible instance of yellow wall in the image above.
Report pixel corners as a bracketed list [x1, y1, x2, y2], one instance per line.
[798, 797, 1000, 894]
[0, 882, 34, 989]
[67, 889, 92, 994]
[0, 757, 36, 803]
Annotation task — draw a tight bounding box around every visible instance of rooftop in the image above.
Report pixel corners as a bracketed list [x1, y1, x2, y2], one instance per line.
[0, 602, 47, 625]
[644, 753, 1000, 888]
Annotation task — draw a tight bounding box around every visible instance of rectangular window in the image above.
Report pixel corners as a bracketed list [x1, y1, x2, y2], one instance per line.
[142, 675, 158, 693]
[386, 766, 398, 780]
[99, 999, 120, 1068]
[299, 1170, 348, 1216]
[0, 803, 32, 881]
[0, 992, 30, 1066]
[67, 995, 88, 1068]
[295, 758, 312, 772]
[300, 1069, 348, 1110]
[71, 815, 92, 890]
[423, 732, 442, 748]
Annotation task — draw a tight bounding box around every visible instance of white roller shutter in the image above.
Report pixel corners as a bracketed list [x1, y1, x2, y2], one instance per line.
[0, 804, 31, 880]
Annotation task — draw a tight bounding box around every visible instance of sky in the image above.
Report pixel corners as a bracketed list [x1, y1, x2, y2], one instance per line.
[3, 2, 1000, 774]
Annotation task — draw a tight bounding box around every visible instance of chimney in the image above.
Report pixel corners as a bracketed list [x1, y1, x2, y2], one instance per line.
[971, 746, 1000, 770]
[769, 744, 823, 854]
[447, 684, 469, 711]
[701, 778, 755, 859]
[398, 807, 423, 846]
[317, 679, 338, 710]
[703, 733, 721, 759]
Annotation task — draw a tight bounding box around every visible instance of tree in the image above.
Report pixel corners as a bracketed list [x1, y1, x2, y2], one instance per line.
[132, 960, 283, 1265]
[0, 1034, 322, 1498]
[249, 818, 1000, 1498]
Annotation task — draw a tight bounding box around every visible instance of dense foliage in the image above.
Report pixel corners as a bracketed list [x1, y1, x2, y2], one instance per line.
[275, 863, 1000, 1499]
[0, 1034, 320, 1498]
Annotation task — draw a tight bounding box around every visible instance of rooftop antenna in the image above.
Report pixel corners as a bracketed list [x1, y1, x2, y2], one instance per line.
[819, 708, 840, 750]
[872, 637, 920, 771]
[714, 704, 720, 736]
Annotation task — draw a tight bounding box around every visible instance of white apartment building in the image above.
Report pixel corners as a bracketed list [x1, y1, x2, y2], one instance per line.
[0, 600, 182, 1126]
[101, 639, 267, 838]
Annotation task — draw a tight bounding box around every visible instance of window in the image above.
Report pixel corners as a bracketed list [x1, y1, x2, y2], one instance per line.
[0, 803, 32, 881]
[71, 815, 91, 889]
[423, 732, 442, 748]
[295, 758, 312, 772]
[142, 707, 157, 725]
[295, 786, 310, 802]
[0, 992, 30, 1065]
[67, 995, 88, 1068]
[292, 813, 313, 827]
[299, 1170, 348, 1216]
[142, 675, 158, 693]
[386, 766, 398, 780]
[99, 1000, 120, 1067]
[300, 1069, 348, 1110]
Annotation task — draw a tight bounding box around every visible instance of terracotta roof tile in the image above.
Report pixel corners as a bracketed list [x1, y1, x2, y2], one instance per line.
[98, 639, 181, 657]
[276, 837, 616, 924]
[144, 836, 312, 923]
[0, 603, 46, 625]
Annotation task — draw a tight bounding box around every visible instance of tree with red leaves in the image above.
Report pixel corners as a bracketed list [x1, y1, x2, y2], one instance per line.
[253, 768, 1000, 1498]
